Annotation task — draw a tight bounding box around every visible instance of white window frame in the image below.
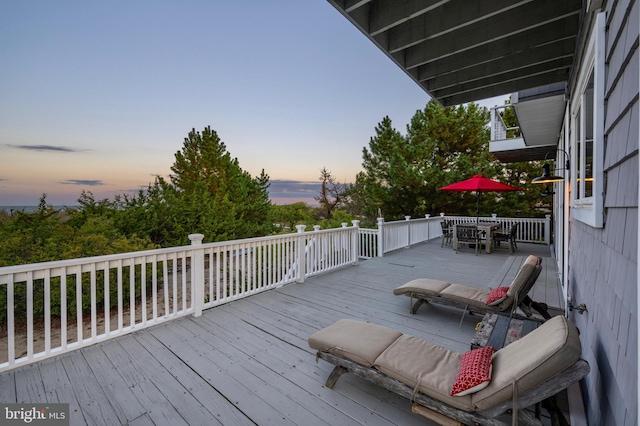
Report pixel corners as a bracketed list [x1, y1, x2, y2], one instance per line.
[571, 11, 605, 228]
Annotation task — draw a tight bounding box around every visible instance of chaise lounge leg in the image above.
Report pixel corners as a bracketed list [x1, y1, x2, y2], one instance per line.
[325, 365, 348, 388]
[542, 396, 570, 426]
[411, 298, 427, 314]
[521, 296, 551, 320]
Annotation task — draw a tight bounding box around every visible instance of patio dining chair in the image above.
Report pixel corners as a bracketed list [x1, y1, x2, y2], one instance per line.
[453, 224, 484, 255]
[493, 223, 519, 254]
[440, 220, 453, 247]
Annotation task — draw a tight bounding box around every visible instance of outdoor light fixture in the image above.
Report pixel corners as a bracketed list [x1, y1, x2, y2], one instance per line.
[540, 185, 555, 196]
[531, 149, 570, 184]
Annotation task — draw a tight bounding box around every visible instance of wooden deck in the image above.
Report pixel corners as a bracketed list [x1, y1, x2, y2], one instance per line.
[0, 240, 564, 426]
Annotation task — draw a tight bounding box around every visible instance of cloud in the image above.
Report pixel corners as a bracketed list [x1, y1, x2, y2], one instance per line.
[268, 180, 321, 198]
[9, 144, 81, 153]
[59, 179, 104, 186]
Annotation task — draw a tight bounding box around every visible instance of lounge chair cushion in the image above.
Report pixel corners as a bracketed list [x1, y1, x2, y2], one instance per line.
[374, 334, 473, 411]
[393, 255, 542, 314]
[471, 315, 582, 411]
[310, 316, 584, 416]
[497, 255, 540, 311]
[392, 278, 450, 296]
[439, 284, 491, 310]
[308, 319, 402, 367]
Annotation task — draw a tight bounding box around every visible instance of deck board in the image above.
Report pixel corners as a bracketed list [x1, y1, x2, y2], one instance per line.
[0, 240, 562, 426]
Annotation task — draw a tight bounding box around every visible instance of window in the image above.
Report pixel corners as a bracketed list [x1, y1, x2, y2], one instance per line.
[571, 12, 605, 228]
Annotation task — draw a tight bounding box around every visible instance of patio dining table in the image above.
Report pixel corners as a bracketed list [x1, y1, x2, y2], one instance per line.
[472, 222, 501, 253]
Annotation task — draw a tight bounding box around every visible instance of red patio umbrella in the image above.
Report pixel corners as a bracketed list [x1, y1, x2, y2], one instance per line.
[438, 174, 523, 220]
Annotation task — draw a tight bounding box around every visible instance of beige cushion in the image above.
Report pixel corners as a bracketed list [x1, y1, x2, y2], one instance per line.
[393, 278, 451, 296]
[308, 319, 402, 367]
[374, 334, 474, 411]
[496, 255, 540, 311]
[472, 315, 582, 411]
[439, 284, 493, 310]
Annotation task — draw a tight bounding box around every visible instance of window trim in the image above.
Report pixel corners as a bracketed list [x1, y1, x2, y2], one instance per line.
[570, 11, 605, 228]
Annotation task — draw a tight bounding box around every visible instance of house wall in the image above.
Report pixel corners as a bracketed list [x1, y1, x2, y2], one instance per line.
[566, 1, 638, 424]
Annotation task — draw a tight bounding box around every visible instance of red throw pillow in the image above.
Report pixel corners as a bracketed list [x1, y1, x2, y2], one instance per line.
[451, 346, 494, 396]
[485, 286, 509, 306]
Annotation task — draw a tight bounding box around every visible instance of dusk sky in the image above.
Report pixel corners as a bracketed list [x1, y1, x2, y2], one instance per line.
[1, 1, 508, 207]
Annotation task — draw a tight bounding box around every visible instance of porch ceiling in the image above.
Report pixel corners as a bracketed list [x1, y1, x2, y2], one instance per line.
[327, 0, 583, 107]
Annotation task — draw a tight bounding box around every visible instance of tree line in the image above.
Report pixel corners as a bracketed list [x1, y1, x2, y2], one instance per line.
[0, 100, 549, 267]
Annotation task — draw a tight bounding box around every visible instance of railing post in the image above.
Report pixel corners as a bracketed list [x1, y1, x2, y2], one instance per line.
[405, 216, 411, 248]
[545, 214, 551, 244]
[351, 220, 360, 265]
[425, 214, 430, 241]
[189, 233, 205, 318]
[296, 225, 307, 283]
[377, 217, 384, 257]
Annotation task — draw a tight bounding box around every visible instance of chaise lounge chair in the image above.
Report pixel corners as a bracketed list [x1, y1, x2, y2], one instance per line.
[393, 255, 551, 322]
[309, 316, 589, 426]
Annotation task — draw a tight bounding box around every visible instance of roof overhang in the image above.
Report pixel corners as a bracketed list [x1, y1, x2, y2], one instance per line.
[327, 0, 583, 108]
[513, 83, 567, 149]
[490, 138, 557, 163]
[491, 82, 567, 163]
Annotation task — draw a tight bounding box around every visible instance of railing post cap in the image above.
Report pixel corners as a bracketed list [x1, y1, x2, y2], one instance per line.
[296, 224, 307, 233]
[341, 223, 348, 228]
[425, 214, 430, 218]
[351, 219, 360, 227]
[188, 234, 205, 245]
[377, 217, 384, 225]
[405, 216, 411, 220]
[440, 212, 445, 217]
[313, 225, 321, 231]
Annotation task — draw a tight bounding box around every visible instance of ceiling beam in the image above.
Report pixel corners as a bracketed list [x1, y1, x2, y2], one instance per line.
[368, 0, 450, 36]
[429, 58, 573, 99]
[433, 73, 573, 107]
[419, 38, 577, 88]
[387, 0, 535, 53]
[409, 16, 580, 75]
[403, 1, 581, 69]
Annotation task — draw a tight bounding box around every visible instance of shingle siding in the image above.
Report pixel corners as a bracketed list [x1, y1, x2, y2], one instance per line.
[568, 0, 638, 424]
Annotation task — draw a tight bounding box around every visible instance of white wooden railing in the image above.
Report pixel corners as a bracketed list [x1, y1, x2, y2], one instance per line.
[0, 223, 360, 373]
[441, 214, 551, 245]
[0, 214, 549, 372]
[490, 104, 520, 141]
[358, 214, 550, 258]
